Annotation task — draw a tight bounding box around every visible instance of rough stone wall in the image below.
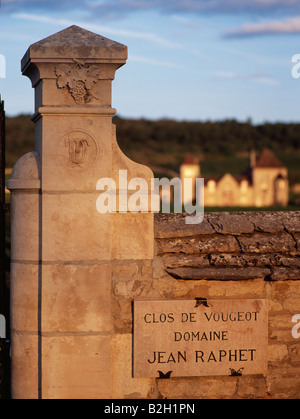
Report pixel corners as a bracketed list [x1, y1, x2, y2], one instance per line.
[111, 211, 300, 399]
[156, 212, 300, 282]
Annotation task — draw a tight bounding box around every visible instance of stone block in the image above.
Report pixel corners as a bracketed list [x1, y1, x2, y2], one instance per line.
[156, 235, 240, 255]
[237, 232, 296, 254]
[234, 375, 267, 399]
[141, 259, 153, 276]
[161, 254, 210, 268]
[294, 233, 300, 251]
[268, 344, 288, 362]
[281, 212, 300, 233]
[282, 296, 300, 311]
[40, 116, 112, 192]
[41, 263, 111, 333]
[247, 212, 285, 233]
[10, 262, 39, 332]
[10, 191, 39, 262]
[267, 374, 300, 398]
[112, 212, 154, 260]
[151, 275, 194, 299]
[10, 331, 39, 399]
[112, 261, 139, 278]
[41, 192, 112, 261]
[270, 267, 300, 281]
[210, 253, 300, 269]
[207, 212, 254, 235]
[166, 266, 270, 281]
[110, 334, 155, 399]
[208, 278, 265, 298]
[154, 213, 214, 238]
[113, 278, 152, 299]
[42, 335, 111, 399]
[268, 312, 294, 329]
[157, 377, 237, 399]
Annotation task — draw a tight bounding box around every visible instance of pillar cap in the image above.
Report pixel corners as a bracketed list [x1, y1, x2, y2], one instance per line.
[21, 25, 127, 73]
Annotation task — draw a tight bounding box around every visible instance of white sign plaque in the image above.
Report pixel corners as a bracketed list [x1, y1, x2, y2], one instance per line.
[133, 298, 268, 378]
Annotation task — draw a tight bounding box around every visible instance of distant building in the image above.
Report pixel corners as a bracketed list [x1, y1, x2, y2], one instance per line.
[180, 148, 289, 207]
[180, 155, 201, 205]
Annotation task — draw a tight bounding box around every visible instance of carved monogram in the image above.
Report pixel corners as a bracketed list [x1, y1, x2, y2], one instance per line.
[65, 137, 90, 165]
[55, 60, 100, 104]
[63, 129, 98, 170]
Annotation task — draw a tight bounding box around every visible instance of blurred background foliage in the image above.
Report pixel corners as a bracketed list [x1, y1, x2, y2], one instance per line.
[5, 114, 300, 190]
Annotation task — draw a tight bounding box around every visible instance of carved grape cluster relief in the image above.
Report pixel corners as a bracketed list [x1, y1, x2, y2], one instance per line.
[55, 60, 100, 104]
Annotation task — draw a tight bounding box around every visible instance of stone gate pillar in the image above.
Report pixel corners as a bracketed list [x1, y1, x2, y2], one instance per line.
[7, 25, 154, 399]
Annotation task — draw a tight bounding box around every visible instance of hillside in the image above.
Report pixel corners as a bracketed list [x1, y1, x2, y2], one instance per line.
[5, 115, 300, 185]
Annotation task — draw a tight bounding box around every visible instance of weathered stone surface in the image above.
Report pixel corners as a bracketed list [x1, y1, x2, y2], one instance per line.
[41, 263, 112, 333]
[112, 261, 139, 278]
[210, 253, 300, 268]
[10, 263, 39, 332]
[281, 211, 300, 233]
[155, 213, 300, 287]
[110, 334, 155, 399]
[233, 375, 268, 399]
[113, 278, 152, 299]
[207, 212, 254, 235]
[21, 25, 127, 68]
[42, 335, 111, 399]
[10, 332, 39, 400]
[246, 212, 285, 233]
[294, 233, 300, 251]
[166, 266, 270, 280]
[161, 254, 210, 268]
[155, 211, 300, 237]
[156, 235, 240, 255]
[237, 232, 296, 254]
[9, 25, 154, 400]
[282, 296, 300, 311]
[154, 213, 214, 238]
[270, 267, 300, 281]
[156, 377, 238, 399]
[268, 344, 288, 362]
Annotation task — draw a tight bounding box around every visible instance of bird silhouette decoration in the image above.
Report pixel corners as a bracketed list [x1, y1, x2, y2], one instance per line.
[158, 371, 172, 379]
[195, 297, 209, 308]
[229, 368, 244, 376]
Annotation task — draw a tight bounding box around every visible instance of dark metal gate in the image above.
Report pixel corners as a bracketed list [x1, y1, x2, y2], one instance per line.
[0, 96, 10, 399]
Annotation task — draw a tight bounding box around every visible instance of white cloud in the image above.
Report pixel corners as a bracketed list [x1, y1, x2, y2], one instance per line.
[11, 12, 183, 70]
[214, 70, 280, 85]
[5, 0, 300, 17]
[224, 16, 300, 37]
[12, 12, 181, 48]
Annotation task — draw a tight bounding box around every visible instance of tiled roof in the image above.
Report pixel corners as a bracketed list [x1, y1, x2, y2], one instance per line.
[255, 148, 285, 168]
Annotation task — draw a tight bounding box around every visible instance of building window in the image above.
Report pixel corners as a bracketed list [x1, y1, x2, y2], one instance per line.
[208, 180, 216, 192]
[241, 180, 248, 191]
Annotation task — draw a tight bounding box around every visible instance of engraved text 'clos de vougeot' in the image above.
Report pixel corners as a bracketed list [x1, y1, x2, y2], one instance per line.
[133, 299, 268, 378]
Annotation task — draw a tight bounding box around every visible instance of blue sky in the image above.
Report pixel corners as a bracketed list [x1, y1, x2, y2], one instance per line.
[1, 0, 300, 123]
